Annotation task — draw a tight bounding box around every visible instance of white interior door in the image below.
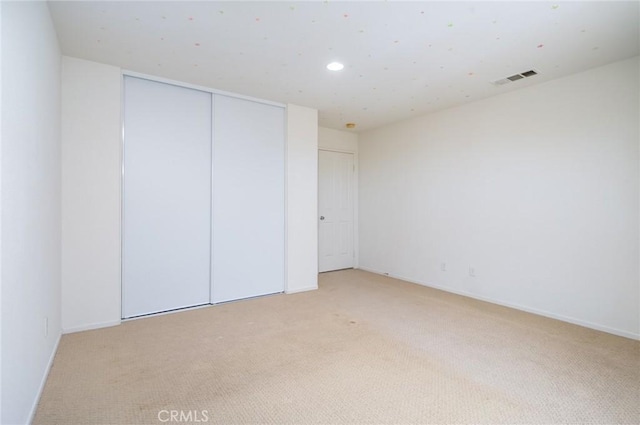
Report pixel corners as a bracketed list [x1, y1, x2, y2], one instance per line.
[122, 76, 212, 318]
[319, 150, 355, 272]
[212, 95, 285, 303]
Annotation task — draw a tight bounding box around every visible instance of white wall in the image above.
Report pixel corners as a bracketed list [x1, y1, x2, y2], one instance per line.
[359, 56, 640, 339]
[319, 126, 358, 152]
[59, 63, 320, 327]
[61, 57, 121, 333]
[1, 2, 62, 423]
[286, 104, 319, 293]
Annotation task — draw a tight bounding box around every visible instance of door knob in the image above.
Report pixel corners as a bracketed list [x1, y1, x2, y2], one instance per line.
[320, 216, 325, 220]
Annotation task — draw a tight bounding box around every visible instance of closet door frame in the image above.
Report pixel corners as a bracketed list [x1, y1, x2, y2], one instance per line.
[122, 76, 213, 318]
[211, 94, 286, 303]
[120, 70, 287, 319]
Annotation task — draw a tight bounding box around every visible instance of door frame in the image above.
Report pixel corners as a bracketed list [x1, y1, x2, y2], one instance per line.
[121, 70, 286, 320]
[318, 148, 358, 271]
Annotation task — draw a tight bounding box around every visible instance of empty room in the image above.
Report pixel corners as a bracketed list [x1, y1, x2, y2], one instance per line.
[1, 1, 639, 424]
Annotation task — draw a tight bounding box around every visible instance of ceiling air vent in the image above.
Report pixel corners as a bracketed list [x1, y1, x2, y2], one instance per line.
[492, 69, 538, 86]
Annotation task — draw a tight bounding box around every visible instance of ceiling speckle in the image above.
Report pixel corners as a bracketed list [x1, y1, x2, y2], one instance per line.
[48, 1, 639, 132]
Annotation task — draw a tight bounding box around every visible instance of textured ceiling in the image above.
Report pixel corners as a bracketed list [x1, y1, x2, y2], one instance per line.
[49, 1, 639, 132]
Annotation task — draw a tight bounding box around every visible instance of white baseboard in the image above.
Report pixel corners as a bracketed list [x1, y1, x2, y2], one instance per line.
[62, 319, 121, 334]
[285, 285, 318, 294]
[358, 266, 640, 341]
[27, 332, 61, 425]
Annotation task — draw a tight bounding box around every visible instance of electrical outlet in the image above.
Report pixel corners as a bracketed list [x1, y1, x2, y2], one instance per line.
[469, 267, 475, 277]
[440, 262, 446, 272]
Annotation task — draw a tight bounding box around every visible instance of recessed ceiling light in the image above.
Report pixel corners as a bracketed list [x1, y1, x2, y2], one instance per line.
[327, 62, 344, 71]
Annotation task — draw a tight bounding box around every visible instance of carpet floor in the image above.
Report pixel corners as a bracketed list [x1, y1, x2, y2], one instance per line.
[34, 269, 639, 424]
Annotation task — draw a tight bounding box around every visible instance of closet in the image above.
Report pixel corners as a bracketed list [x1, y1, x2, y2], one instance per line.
[122, 76, 285, 319]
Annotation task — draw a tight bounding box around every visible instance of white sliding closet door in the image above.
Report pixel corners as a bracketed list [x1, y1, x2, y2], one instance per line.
[212, 95, 285, 303]
[123, 76, 212, 318]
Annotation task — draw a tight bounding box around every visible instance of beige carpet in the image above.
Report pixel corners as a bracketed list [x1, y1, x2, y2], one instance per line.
[34, 270, 639, 424]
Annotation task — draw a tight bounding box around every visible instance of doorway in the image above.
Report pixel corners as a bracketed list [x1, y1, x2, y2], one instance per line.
[318, 150, 355, 272]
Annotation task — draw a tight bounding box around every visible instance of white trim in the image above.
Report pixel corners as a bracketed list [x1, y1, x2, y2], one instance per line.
[209, 93, 215, 304]
[358, 266, 640, 341]
[122, 303, 212, 322]
[0, 3, 3, 419]
[62, 320, 122, 335]
[285, 285, 318, 295]
[283, 105, 290, 293]
[27, 332, 61, 424]
[122, 70, 285, 108]
[119, 73, 125, 322]
[317, 147, 356, 155]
